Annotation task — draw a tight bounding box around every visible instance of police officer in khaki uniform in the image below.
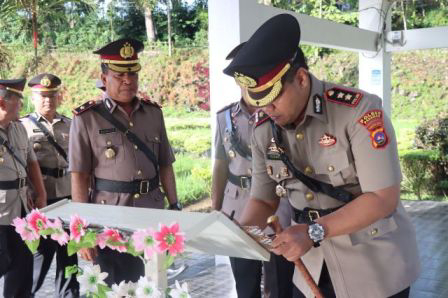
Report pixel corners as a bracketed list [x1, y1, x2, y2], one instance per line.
[69, 38, 180, 286]
[0, 78, 47, 298]
[212, 47, 294, 298]
[21, 73, 79, 297]
[223, 14, 420, 298]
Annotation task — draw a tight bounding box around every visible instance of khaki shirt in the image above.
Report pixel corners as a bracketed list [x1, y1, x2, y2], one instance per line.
[250, 74, 420, 298]
[21, 113, 71, 199]
[215, 99, 291, 228]
[69, 97, 175, 209]
[0, 121, 36, 225]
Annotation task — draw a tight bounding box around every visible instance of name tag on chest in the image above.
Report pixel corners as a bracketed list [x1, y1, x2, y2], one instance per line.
[99, 128, 117, 134]
[33, 129, 43, 133]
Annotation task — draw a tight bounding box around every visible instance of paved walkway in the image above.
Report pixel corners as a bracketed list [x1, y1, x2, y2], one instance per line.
[1, 200, 447, 297]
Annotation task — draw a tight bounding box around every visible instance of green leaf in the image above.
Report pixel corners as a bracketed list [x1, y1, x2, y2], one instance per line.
[64, 265, 79, 279]
[39, 228, 54, 236]
[67, 240, 80, 256]
[80, 231, 97, 248]
[25, 239, 40, 253]
[96, 284, 111, 298]
[164, 254, 174, 268]
[125, 241, 142, 257]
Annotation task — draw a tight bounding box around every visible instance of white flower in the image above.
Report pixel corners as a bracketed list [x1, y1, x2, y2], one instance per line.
[135, 276, 161, 298]
[169, 280, 191, 298]
[107, 281, 129, 298]
[77, 264, 108, 295]
[125, 281, 138, 297]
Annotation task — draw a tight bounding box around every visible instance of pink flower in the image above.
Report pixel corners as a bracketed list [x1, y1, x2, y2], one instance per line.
[69, 214, 88, 243]
[154, 223, 185, 256]
[132, 228, 157, 260]
[26, 209, 48, 235]
[12, 217, 39, 241]
[48, 219, 70, 245]
[97, 228, 127, 252]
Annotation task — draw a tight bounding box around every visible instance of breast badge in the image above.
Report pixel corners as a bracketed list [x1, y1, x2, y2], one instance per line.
[318, 133, 337, 147]
[275, 184, 286, 197]
[358, 109, 388, 149]
[228, 150, 236, 159]
[267, 138, 282, 160]
[105, 147, 116, 159]
[33, 142, 42, 151]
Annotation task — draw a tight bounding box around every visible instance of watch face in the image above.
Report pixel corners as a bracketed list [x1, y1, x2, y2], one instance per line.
[308, 223, 325, 242]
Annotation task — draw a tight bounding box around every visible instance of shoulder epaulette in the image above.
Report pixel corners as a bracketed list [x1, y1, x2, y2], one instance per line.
[141, 98, 162, 108]
[255, 110, 271, 127]
[324, 87, 363, 107]
[217, 102, 237, 114]
[73, 100, 101, 115]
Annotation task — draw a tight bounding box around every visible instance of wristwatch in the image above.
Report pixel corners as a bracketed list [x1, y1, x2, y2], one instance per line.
[308, 221, 325, 247]
[168, 202, 182, 210]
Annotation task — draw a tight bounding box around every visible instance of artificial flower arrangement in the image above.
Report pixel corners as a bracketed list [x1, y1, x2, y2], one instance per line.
[13, 209, 190, 298]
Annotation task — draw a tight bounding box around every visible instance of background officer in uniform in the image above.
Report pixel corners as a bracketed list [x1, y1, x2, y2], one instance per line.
[69, 38, 181, 286]
[0, 78, 47, 298]
[21, 73, 79, 297]
[224, 14, 420, 298]
[212, 47, 294, 298]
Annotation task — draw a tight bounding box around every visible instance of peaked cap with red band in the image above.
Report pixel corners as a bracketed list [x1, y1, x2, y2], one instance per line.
[0, 78, 26, 98]
[28, 73, 61, 92]
[223, 14, 302, 107]
[93, 38, 144, 73]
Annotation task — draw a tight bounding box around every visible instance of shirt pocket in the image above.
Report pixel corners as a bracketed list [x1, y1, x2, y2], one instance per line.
[224, 182, 239, 200]
[30, 135, 51, 161]
[145, 134, 161, 161]
[349, 214, 398, 245]
[265, 160, 293, 183]
[314, 151, 358, 187]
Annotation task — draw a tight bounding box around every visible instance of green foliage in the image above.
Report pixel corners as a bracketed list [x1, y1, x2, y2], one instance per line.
[414, 112, 448, 155]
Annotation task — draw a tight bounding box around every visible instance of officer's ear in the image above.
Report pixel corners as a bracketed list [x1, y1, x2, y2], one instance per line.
[294, 67, 310, 89]
[100, 73, 107, 87]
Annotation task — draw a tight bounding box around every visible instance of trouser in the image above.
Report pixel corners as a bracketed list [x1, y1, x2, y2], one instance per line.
[95, 247, 145, 286]
[0, 225, 34, 298]
[292, 262, 411, 298]
[32, 197, 79, 298]
[230, 252, 295, 298]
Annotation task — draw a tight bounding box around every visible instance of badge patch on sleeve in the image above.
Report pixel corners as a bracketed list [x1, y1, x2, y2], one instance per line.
[325, 87, 363, 107]
[358, 109, 389, 149]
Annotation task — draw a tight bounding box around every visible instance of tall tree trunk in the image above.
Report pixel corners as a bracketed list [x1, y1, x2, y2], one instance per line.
[167, 0, 172, 56]
[144, 7, 156, 42]
[32, 0, 38, 69]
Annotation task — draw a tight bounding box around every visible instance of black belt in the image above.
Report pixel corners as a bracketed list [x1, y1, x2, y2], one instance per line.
[94, 177, 159, 194]
[293, 206, 341, 224]
[228, 172, 251, 189]
[40, 167, 68, 178]
[0, 178, 27, 190]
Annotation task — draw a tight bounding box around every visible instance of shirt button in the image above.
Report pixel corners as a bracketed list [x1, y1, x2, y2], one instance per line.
[129, 122, 134, 127]
[155, 136, 159, 142]
[249, 120, 254, 125]
[275, 173, 281, 179]
[106, 141, 112, 146]
[305, 192, 314, 201]
[304, 166, 313, 175]
[247, 168, 252, 175]
[134, 145, 138, 150]
[328, 165, 335, 172]
[101, 200, 105, 204]
[370, 228, 378, 236]
[296, 132, 304, 141]
[137, 170, 142, 175]
[134, 193, 141, 199]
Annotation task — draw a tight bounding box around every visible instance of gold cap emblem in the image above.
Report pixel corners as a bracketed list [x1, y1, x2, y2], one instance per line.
[234, 72, 257, 88]
[120, 42, 135, 59]
[105, 148, 116, 159]
[40, 76, 51, 87]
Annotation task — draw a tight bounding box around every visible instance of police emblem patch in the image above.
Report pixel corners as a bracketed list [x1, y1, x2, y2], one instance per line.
[325, 87, 363, 107]
[358, 110, 389, 149]
[318, 133, 336, 147]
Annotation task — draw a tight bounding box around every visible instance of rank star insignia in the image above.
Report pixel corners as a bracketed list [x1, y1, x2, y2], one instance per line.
[40, 75, 51, 87]
[120, 42, 135, 59]
[318, 133, 337, 147]
[325, 87, 363, 107]
[234, 72, 257, 88]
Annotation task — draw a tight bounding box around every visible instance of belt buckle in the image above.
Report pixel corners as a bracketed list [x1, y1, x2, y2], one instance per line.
[308, 210, 320, 222]
[18, 177, 26, 188]
[57, 168, 66, 178]
[139, 180, 150, 194]
[240, 176, 250, 189]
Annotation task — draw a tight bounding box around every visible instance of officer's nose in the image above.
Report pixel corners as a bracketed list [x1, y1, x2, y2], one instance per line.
[122, 73, 132, 84]
[262, 103, 275, 114]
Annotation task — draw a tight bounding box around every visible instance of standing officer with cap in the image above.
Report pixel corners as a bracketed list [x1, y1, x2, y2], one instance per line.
[212, 45, 294, 298]
[0, 78, 47, 297]
[21, 73, 79, 297]
[69, 38, 181, 285]
[224, 14, 420, 298]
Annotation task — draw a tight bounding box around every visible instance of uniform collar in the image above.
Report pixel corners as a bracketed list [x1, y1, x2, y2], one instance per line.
[103, 96, 141, 114]
[304, 73, 328, 124]
[34, 112, 64, 124]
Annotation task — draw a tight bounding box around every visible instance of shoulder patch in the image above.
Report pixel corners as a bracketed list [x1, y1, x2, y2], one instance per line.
[325, 87, 363, 107]
[358, 109, 388, 149]
[255, 110, 271, 127]
[141, 98, 162, 108]
[73, 100, 101, 116]
[217, 102, 237, 114]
